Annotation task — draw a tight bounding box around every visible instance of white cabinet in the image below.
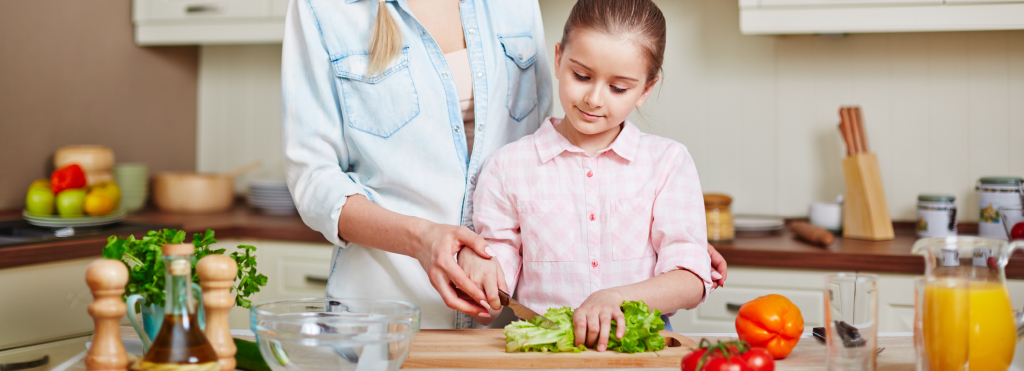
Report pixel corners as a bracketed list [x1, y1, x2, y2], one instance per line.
[207, 238, 334, 329]
[670, 266, 1024, 335]
[739, 0, 1024, 35]
[0, 258, 96, 350]
[132, 0, 287, 45]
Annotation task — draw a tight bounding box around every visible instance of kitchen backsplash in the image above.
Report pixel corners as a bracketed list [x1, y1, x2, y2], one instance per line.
[195, 0, 1024, 222]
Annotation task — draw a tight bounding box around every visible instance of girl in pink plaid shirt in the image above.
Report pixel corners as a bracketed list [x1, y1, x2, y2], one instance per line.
[458, 0, 727, 352]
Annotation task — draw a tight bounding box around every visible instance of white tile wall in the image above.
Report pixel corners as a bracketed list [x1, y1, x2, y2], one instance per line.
[196, 0, 1024, 221]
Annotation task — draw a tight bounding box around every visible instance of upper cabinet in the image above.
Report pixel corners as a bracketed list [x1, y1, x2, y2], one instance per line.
[739, 0, 1024, 34]
[133, 0, 288, 45]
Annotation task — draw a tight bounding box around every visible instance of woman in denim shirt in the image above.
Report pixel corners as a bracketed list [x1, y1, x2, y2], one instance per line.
[282, 0, 552, 329]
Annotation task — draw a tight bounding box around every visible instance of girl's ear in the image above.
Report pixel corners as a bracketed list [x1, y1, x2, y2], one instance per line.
[634, 76, 660, 108]
[553, 42, 563, 80]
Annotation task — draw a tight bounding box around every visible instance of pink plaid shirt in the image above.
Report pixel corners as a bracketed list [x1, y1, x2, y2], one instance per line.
[473, 117, 713, 313]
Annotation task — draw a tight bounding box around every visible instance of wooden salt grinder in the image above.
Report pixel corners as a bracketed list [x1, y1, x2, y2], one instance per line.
[85, 259, 129, 371]
[197, 255, 238, 371]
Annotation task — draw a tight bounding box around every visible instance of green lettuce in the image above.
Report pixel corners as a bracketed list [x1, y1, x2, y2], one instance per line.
[607, 301, 666, 353]
[503, 306, 585, 353]
[502, 301, 666, 353]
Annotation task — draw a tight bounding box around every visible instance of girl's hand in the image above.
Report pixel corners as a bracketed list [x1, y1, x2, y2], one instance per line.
[708, 244, 727, 288]
[573, 289, 626, 352]
[414, 222, 494, 317]
[457, 247, 508, 311]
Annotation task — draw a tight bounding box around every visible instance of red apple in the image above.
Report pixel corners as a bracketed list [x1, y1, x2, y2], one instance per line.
[1012, 222, 1024, 240]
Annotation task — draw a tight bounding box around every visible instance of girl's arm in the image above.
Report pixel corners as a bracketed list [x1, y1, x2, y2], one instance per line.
[282, 0, 490, 317]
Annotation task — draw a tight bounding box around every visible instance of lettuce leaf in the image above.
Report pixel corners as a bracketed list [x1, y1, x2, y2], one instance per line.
[502, 306, 585, 353]
[607, 300, 666, 353]
[501, 301, 666, 353]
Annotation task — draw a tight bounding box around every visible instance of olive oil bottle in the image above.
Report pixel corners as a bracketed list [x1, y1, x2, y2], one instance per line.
[140, 244, 219, 371]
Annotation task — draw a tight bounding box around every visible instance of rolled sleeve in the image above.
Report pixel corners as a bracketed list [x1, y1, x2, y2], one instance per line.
[650, 146, 713, 304]
[472, 156, 523, 293]
[282, 0, 370, 247]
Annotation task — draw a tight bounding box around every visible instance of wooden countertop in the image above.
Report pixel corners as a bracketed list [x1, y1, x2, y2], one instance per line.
[2, 206, 1022, 278]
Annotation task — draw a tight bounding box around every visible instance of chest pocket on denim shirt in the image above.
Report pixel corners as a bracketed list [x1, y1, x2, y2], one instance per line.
[517, 200, 575, 262]
[608, 198, 655, 261]
[332, 47, 420, 139]
[498, 34, 538, 122]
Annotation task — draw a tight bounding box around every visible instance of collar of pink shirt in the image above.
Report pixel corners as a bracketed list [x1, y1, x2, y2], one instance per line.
[535, 117, 641, 163]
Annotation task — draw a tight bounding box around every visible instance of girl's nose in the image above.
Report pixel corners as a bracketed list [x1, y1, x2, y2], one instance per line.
[584, 86, 602, 109]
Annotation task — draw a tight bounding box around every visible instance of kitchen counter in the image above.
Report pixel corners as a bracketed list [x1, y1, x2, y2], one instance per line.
[2, 206, 1022, 278]
[60, 330, 916, 370]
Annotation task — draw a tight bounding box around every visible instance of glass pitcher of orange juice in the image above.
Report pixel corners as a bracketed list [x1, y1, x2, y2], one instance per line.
[912, 237, 1024, 371]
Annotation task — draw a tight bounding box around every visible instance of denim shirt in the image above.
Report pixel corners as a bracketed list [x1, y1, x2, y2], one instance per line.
[282, 0, 551, 328]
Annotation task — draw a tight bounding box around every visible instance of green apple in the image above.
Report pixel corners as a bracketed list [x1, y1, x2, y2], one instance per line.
[25, 186, 55, 216]
[56, 188, 87, 217]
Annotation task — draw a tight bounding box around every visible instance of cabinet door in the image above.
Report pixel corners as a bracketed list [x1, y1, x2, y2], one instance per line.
[141, 0, 271, 21]
[271, 0, 288, 17]
[0, 259, 95, 349]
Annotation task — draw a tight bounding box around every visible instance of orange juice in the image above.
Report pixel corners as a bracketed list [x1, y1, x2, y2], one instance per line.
[923, 280, 1017, 371]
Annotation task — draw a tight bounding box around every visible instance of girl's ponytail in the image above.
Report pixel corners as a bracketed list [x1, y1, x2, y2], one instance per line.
[368, 0, 402, 77]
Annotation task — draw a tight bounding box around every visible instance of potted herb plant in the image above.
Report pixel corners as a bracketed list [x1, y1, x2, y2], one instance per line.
[102, 229, 268, 344]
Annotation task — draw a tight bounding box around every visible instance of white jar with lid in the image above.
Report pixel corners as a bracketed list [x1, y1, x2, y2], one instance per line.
[975, 176, 1023, 240]
[917, 194, 957, 238]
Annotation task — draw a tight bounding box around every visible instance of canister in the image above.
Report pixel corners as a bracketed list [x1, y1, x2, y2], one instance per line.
[976, 176, 1024, 240]
[916, 194, 956, 238]
[704, 193, 734, 242]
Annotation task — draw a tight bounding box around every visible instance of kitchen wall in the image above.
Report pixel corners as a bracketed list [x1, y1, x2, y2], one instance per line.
[195, 0, 1024, 221]
[0, 0, 199, 210]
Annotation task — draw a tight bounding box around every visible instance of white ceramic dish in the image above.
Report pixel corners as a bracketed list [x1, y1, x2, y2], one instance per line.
[23, 208, 127, 228]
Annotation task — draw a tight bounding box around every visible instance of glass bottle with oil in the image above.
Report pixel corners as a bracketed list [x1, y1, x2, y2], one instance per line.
[140, 244, 219, 371]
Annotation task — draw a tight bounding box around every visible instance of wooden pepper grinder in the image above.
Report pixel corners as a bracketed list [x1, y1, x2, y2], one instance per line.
[197, 255, 238, 371]
[85, 259, 129, 371]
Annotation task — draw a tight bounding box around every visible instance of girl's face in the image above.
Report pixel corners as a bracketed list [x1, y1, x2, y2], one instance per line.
[554, 28, 658, 137]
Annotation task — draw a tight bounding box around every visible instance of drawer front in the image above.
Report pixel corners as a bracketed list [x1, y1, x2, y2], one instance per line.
[143, 0, 271, 21]
[0, 336, 90, 370]
[0, 259, 95, 349]
[280, 260, 331, 296]
[699, 286, 825, 326]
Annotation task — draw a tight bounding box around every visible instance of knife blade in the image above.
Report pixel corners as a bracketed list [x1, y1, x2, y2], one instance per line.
[498, 290, 559, 329]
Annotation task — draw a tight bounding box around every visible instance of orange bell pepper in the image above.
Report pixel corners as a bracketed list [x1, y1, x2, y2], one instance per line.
[734, 294, 804, 359]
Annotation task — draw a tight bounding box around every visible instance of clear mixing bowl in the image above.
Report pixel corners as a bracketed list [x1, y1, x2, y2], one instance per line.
[251, 298, 420, 371]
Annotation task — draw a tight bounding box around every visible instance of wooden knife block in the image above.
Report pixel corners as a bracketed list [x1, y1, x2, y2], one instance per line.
[842, 153, 894, 240]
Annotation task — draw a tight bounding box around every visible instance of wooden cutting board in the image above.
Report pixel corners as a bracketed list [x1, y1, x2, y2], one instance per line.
[402, 329, 697, 369]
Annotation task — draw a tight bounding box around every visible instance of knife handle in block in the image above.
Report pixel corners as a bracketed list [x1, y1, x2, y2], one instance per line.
[198, 255, 238, 371]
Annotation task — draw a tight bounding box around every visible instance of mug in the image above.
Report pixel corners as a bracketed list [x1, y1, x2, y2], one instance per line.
[126, 282, 205, 353]
[810, 202, 843, 233]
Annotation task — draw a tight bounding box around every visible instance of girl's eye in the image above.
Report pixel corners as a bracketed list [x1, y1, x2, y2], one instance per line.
[573, 72, 590, 81]
[611, 86, 627, 93]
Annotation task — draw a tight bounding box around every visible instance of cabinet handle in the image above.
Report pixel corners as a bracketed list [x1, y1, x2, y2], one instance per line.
[726, 302, 744, 313]
[1, 355, 48, 371]
[186, 4, 222, 14]
[305, 275, 329, 285]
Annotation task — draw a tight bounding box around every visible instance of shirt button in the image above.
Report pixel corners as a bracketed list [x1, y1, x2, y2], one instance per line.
[478, 124, 485, 131]
[591, 259, 598, 268]
[454, 126, 461, 132]
[518, 53, 524, 60]
[421, 30, 426, 36]
[468, 28, 477, 34]
[442, 72, 449, 78]
[476, 72, 484, 78]
[586, 170, 593, 178]
[589, 214, 595, 221]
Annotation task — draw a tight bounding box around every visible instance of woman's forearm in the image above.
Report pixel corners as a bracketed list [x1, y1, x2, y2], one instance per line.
[337, 194, 431, 257]
[606, 270, 704, 313]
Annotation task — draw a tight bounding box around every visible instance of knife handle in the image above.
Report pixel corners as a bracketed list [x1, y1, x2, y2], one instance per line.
[498, 290, 511, 307]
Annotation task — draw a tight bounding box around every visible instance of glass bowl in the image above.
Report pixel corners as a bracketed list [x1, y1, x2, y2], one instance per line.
[251, 298, 420, 371]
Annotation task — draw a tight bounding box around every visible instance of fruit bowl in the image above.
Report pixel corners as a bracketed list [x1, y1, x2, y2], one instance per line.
[251, 298, 420, 371]
[22, 208, 127, 228]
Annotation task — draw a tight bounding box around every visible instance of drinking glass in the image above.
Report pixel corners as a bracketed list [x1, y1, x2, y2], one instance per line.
[825, 273, 878, 371]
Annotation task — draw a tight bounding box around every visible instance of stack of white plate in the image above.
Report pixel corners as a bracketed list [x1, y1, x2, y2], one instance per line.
[734, 216, 786, 234]
[247, 180, 296, 215]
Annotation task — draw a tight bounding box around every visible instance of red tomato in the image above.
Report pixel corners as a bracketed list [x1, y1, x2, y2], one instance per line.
[681, 348, 708, 371]
[702, 356, 753, 371]
[741, 348, 775, 371]
[1011, 222, 1024, 240]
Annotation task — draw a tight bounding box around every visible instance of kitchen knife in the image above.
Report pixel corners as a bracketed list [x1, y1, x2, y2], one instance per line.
[498, 290, 559, 329]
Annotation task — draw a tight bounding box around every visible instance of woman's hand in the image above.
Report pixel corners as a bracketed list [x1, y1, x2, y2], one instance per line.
[708, 244, 727, 288]
[573, 289, 626, 352]
[413, 222, 495, 317]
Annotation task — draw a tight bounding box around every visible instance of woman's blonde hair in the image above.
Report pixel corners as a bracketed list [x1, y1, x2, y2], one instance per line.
[561, 0, 666, 84]
[368, 0, 403, 76]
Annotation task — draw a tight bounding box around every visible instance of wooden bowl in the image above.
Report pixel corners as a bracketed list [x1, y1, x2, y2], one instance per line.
[54, 145, 115, 171]
[152, 172, 234, 214]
